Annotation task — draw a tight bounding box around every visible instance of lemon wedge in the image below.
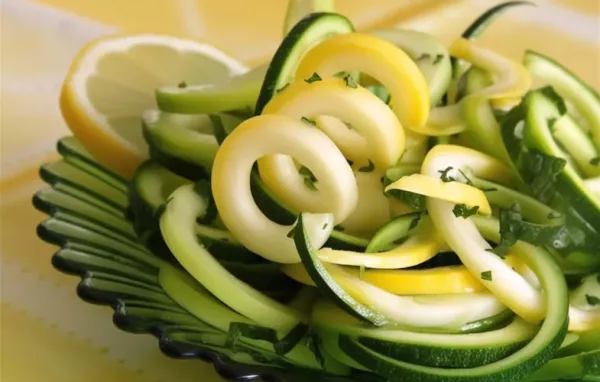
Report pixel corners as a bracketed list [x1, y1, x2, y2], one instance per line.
[60, 34, 247, 178]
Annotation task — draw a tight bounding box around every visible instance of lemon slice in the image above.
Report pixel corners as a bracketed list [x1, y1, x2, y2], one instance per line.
[60, 34, 248, 178]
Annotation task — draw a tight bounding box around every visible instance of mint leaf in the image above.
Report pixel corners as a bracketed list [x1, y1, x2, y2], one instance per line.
[358, 159, 375, 173]
[334, 224, 345, 232]
[178, 81, 187, 88]
[490, 203, 568, 257]
[305, 72, 322, 84]
[433, 54, 444, 65]
[521, 150, 567, 204]
[453, 204, 479, 219]
[409, 214, 421, 231]
[590, 157, 600, 166]
[481, 270, 493, 281]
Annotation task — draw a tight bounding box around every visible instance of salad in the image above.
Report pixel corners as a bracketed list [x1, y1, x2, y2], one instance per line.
[39, 1, 600, 381]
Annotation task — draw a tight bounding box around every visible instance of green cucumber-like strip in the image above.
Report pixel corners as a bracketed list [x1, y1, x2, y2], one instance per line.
[339, 217, 568, 381]
[451, 1, 534, 81]
[468, 176, 562, 224]
[551, 115, 600, 178]
[254, 12, 354, 115]
[313, 299, 516, 336]
[369, 29, 451, 106]
[56, 136, 127, 192]
[526, 349, 600, 381]
[142, 109, 243, 171]
[365, 212, 422, 253]
[159, 184, 304, 332]
[283, 0, 335, 35]
[524, 50, 600, 153]
[155, 64, 264, 115]
[40, 161, 128, 210]
[523, 89, 600, 229]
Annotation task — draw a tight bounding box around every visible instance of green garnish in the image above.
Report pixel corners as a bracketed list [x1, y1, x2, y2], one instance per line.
[301, 116, 317, 126]
[585, 294, 600, 306]
[299, 166, 318, 191]
[343, 74, 358, 89]
[385, 189, 426, 212]
[305, 72, 322, 84]
[590, 157, 600, 166]
[416, 53, 431, 61]
[481, 271, 493, 281]
[334, 224, 345, 232]
[433, 54, 444, 65]
[438, 166, 455, 182]
[177, 81, 187, 88]
[358, 159, 375, 173]
[490, 203, 568, 257]
[322, 223, 329, 230]
[452, 204, 479, 219]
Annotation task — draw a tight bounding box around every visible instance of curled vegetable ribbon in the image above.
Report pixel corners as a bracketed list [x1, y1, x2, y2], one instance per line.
[413, 38, 531, 140]
[212, 114, 358, 263]
[257, 33, 431, 235]
[419, 145, 546, 323]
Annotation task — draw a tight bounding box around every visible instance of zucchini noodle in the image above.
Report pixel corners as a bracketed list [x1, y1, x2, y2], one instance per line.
[421, 145, 544, 323]
[415, 39, 531, 141]
[212, 114, 358, 263]
[258, 78, 403, 217]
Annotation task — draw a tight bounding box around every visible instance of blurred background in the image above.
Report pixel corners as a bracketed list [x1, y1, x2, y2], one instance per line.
[0, 0, 598, 381]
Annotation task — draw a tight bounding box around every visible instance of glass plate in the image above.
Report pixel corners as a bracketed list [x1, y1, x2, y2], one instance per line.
[32, 140, 374, 382]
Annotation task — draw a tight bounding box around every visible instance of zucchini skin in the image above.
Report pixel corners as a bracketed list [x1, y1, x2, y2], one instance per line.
[254, 12, 354, 115]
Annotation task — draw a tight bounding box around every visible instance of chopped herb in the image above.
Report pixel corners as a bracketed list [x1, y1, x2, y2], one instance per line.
[547, 212, 562, 220]
[480, 186, 499, 192]
[586, 294, 600, 306]
[277, 83, 290, 93]
[481, 270, 493, 281]
[547, 117, 557, 130]
[301, 116, 316, 126]
[345, 122, 353, 130]
[305, 72, 322, 84]
[299, 166, 313, 177]
[416, 53, 431, 61]
[347, 159, 354, 166]
[433, 54, 444, 65]
[178, 81, 187, 88]
[380, 176, 385, 184]
[334, 224, 345, 232]
[359, 265, 366, 280]
[521, 150, 567, 204]
[343, 74, 358, 89]
[409, 214, 421, 230]
[386, 95, 392, 106]
[438, 166, 455, 182]
[490, 203, 569, 257]
[453, 204, 479, 219]
[287, 226, 296, 238]
[322, 223, 329, 230]
[358, 159, 375, 173]
[590, 157, 600, 166]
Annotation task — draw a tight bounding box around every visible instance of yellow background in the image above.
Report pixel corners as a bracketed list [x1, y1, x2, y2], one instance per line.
[1, 1, 598, 381]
